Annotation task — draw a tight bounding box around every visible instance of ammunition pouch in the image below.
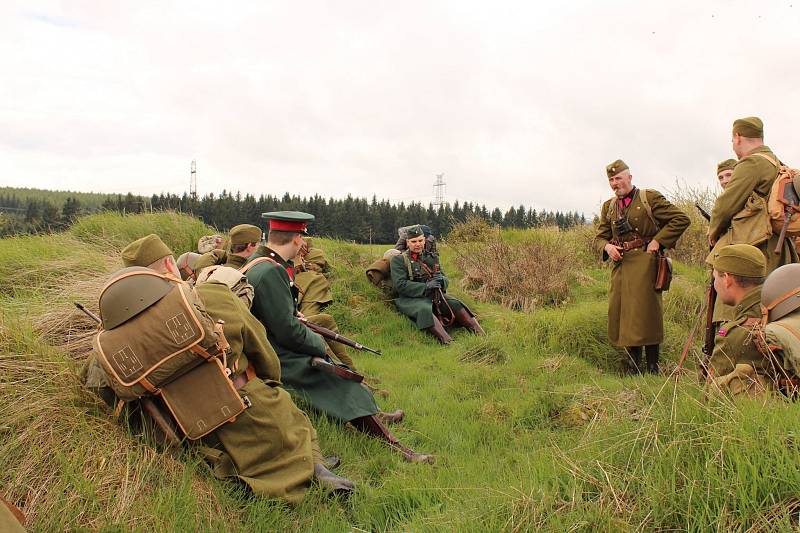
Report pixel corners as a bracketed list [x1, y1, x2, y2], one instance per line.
[655, 252, 673, 292]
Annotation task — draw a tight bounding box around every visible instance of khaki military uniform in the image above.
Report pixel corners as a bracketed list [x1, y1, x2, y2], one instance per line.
[595, 189, 691, 347]
[293, 245, 333, 316]
[708, 286, 774, 396]
[708, 145, 798, 273]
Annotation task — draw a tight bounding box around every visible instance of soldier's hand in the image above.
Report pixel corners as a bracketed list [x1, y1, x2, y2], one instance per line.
[425, 279, 442, 291]
[604, 243, 624, 261]
[646, 239, 660, 254]
[433, 272, 444, 283]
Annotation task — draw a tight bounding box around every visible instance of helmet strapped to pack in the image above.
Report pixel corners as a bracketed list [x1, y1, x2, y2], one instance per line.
[93, 268, 244, 440]
[761, 263, 800, 323]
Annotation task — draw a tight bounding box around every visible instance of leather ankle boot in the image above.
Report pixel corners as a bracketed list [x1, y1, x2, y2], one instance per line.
[426, 316, 453, 344]
[453, 308, 486, 335]
[645, 344, 660, 375]
[377, 409, 405, 425]
[350, 415, 434, 463]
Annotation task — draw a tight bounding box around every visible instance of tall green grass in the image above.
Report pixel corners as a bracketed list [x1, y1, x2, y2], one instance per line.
[0, 213, 795, 532]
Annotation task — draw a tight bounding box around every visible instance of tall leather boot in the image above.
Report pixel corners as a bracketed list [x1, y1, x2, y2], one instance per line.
[453, 308, 486, 335]
[426, 316, 453, 345]
[625, 346, 642, 375]
[350, 415, 434, 463]
[645, 344, 660, 375]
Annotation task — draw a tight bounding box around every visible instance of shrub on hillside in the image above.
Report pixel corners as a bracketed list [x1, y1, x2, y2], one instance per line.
[667, 181, 717, 266]
[448, 219, 578, 311]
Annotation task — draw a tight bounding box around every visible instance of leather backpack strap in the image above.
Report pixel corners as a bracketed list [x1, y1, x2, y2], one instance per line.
[240, 256, 278, 274]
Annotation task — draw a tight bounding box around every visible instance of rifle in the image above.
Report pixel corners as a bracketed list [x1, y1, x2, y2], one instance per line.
[420, 255, 455, 327]
[299, 318, 382, 355]
[310, 357, 364, 383]
[695, 203, 711, 222]
[74, 302, 183, 448]
[773, 178, 800, 254]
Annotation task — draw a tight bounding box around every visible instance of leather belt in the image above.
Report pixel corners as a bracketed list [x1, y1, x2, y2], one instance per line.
[231, 362, 256, 390]
[618, 238, 649, 251]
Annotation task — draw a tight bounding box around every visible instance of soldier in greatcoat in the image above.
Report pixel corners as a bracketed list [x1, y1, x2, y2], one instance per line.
[595, 159, 691, 374]
[240, 213, 433, 463]
[389, 225, 485, 344]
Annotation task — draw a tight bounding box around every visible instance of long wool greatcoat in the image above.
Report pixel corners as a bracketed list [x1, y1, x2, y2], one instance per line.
[709, 145, 798, 273]
[194, 281, 317, 504]
[243, 247, 378, 421]
[595, 189, 691, 347]
[389, 250, 469, 330]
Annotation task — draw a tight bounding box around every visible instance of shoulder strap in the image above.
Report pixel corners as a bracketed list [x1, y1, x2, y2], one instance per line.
[240, 256, 278, 274]
[748, 152, 779, 168]
[402, 251, 413, 278]
[638, 189, 659, 230]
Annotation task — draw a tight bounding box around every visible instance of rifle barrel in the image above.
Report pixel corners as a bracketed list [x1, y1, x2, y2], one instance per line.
[74, 302, 101, 324]
[301, 318, 382, 355]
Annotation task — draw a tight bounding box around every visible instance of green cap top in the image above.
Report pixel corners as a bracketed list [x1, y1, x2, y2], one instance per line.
[710, 243, 766, 278]
[405, 224, 425, 239]
[229, 224, 262, 245]
[732, 116, 763, 138]
[606, 159, 629, 178]
[717, 158, 738, 175]
[261, 211, 314, 235]
[122, 234, 173, 267]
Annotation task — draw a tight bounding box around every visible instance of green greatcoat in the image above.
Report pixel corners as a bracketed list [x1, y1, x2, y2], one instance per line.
[243, 247, 378, 422]
[595, 188, 691, 347]
[708, 286, 770, 378]
[709, 145, 798, 274]
[389, 251, 469, 330]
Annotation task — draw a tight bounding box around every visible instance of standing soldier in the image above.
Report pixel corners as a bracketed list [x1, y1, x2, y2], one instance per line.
[240, 214, 433, 463]
[712, 159, 739, 327]
[595, 159, 691, 374]
[706, 244, 772, 396]
[390, 224, 484, 344]
[708, 117, 798, 273]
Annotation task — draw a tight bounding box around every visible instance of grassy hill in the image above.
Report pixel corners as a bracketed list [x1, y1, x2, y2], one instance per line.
[1, 212, 799, 532]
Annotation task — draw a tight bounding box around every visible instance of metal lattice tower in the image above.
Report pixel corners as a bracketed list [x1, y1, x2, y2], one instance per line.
[189, 160, 197, 200]
[433, 173, 446, 208]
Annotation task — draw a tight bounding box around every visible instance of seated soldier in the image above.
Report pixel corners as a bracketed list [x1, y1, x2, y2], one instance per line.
[706, 244, 772, 396]
[223, 224, 356, 370]
[239, 213, 433, 463]
[293, 238, 334, 316]
[759, 264, 800, 393]
[82, 234, 354, 502]
[390, 224, 484, 344]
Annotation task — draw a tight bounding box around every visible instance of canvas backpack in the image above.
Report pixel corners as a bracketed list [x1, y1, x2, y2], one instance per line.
[93, 268, 245, 440]
[196, 265, 254, 309]
[749, 153, 800, 238]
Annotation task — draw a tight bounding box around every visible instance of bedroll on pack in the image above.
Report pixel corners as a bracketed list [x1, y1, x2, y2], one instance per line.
[365, 257, 396, 296]
[196, 265, 255, 309]
[93, 268, 244, 440]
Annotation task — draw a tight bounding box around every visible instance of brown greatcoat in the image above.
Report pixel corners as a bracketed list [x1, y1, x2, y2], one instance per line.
[708, 145, 798, 273]
[595, 188, 691, 347]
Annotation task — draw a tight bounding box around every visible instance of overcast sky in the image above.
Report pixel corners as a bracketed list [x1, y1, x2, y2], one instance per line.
[2, 1, 799, 216]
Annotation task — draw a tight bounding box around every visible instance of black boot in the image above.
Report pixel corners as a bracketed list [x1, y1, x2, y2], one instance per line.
[645, 344, 660, 375]
[453, 308, 486, 335]
[625, 346, 642, 375]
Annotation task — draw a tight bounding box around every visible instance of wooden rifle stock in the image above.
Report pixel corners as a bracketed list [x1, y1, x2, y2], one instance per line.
[695, 203, 711, 222]
[310, 357, 364, 383]
[700, 280, 717, 380]
[299, 318, 382, 355]
[775, 210, 792, 254]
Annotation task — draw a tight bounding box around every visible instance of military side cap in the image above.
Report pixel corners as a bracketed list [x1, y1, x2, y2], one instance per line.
[405, 225, 425, 239]
[606, 159, 629, 178]
[717, 158, 738, 174]
[122, 234, 173, 267]
[261, 211, 314, 235]
[710, 244, 766, 278]
[732, 116, 764, 138]
[229, 224, 261, 245]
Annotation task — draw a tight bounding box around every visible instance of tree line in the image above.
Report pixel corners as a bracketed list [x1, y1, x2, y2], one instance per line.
[0, 189, 587, 242]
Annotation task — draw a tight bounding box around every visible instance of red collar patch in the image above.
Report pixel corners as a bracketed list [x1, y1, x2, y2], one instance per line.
[717, 328, 728, 337]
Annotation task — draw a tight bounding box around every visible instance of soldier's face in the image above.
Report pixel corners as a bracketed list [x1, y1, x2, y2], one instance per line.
[713, 269, 734, 306]
[407, 235, 426, 253]
[717, 170, 733, 189]
[731, 134, 744, 159]
[608, 171, 634, 198]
